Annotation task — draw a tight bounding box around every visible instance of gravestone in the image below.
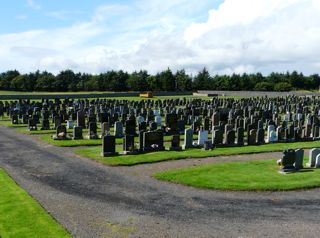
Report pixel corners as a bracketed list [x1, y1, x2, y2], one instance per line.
[155, 116, 162, 126]
[213, 129, 223, 145]
[278, 149, 296, 173]
[236, 127, 244, 145]
[101, 135, 118, 157]
[197, 129, 208, 146]
[316, 154, 320, 168]
[138, 121, 147, 131]
[150, 121, 157, 131]
[66, 120, 74, 129]
[28, 118, 37, 131]
[183, 128, 194, 149]
[88, 122, 99, 139]
[294, 149, 304, 170]
[224, 130, 235, 145]
[53, 125, 68, 140]
[77, 111, 86, 128]
[41, 119, 50, 130]
[248, 129, 257, 145]
[307, 148, 320, 167]
[143, 131, 165, 152]
[256, 128, 265, 144]
[203, 140, 214, 150]
[72, 126, 83, 140]
[101, 122, 110, 137]
[123, 135, 137, 154]
[170, 134, 182, 151]
[114, 121, 124, 138]
[125, 119, 136, 136]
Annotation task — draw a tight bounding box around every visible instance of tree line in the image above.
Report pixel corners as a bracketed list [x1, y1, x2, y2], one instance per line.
[0, 68, 319, 92]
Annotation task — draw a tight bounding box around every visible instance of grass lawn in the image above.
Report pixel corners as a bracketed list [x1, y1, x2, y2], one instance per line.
[38, 133, 200, 147]
[0, 169, 70, 238]
[154, 158, 320, 191]
[75, 140, 320, 166]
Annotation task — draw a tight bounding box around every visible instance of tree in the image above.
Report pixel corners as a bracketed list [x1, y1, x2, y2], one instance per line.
[127, 70, 149, 91]
[193, 68, 211, 90]
[54, 70, 76, 91]
[274, 82, 293, 92]
[0, 70, 20, 90]
[175, 70, 192, 91]
[159, 68, 175, 91]
[35, 72, 55, 91]
[254, 82, 274, 91]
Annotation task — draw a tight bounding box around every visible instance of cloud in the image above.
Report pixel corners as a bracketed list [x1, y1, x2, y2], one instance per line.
[27, 0, 41, 10]
[2, 0, 320, 75]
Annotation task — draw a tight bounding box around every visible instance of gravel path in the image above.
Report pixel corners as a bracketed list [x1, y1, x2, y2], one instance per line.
[1, 126, 320, 238]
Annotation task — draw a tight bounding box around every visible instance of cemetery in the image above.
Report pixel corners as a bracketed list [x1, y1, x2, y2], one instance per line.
[2, 95, 320, 172]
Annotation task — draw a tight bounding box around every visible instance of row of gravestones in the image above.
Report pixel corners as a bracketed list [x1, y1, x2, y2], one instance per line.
[278, 148, 320, 173]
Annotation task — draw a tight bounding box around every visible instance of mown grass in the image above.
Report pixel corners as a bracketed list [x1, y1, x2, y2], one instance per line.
[154, 158, 320, 191]
[38, 133, 200, 147]
[0, 168, 70, 238]
[75, 140, 320, 166]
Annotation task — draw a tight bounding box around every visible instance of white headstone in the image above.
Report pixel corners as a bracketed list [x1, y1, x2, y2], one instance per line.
[267, 125, 276, 143]
[307, 148, 320, 167]
[155, 116, 162, 126]
[198, 130, 208, 146]
[66, 120, 74, 129]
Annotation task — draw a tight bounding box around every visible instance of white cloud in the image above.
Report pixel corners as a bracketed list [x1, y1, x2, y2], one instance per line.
[27, 0, 41, 10]
[2, 0, 320, 75]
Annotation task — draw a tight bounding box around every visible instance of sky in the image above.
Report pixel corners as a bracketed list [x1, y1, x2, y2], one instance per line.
[0, 0, 319, 75]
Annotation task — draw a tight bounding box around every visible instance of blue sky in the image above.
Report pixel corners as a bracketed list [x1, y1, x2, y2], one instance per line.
[0, 0, 319, 75]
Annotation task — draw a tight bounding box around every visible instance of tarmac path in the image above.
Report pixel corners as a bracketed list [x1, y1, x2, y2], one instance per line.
[0, 126, 320, 238]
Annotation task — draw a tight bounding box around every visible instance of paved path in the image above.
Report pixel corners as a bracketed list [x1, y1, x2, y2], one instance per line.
[1, 126, 320, 238]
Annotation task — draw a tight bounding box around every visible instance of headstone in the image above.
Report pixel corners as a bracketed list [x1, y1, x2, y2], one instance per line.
[88, 122, 99, 139]
[256, 128, 265, 144]
[307, 148, 320, 167]
[203, 140, 214, 150]
[224, 130, 235, 145]
[114, 121, 124, 138]
[66, 120, 74, 130]
[213, 129, 223, 145]
[53, 125, 68, 140]
[294, 149, 304, 170]
[28, 118, 37, 131]
[316, 154, 320, 168]
[72, 126, 83, 140]
[123, 135, 137, 154]
[236, 127, 244, 145]
[197, 129, 208, 146]
[183, 128, 194, 149]
[101, 135, 118, 157]
[278, 149, 296, 173]
[77, 111, 86, 128]
[155, 116, 162, 126]
[101, 122, 110, 137]
[170, 134, 182, 151]
[143, 131, 165, 152]
[41, 119, 50, 130]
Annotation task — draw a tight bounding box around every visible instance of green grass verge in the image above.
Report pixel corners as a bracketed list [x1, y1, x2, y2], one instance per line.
[75, 140, 320, 166]
[154, 158, 320, 191]
[0, 169, 70, 238]
[38, 133, 200, 147]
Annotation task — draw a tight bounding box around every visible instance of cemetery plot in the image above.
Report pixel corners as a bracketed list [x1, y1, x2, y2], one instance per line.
[0, 169, 70, 237]
[3, 95, 320, 166]
[154, 158, 320, 191]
